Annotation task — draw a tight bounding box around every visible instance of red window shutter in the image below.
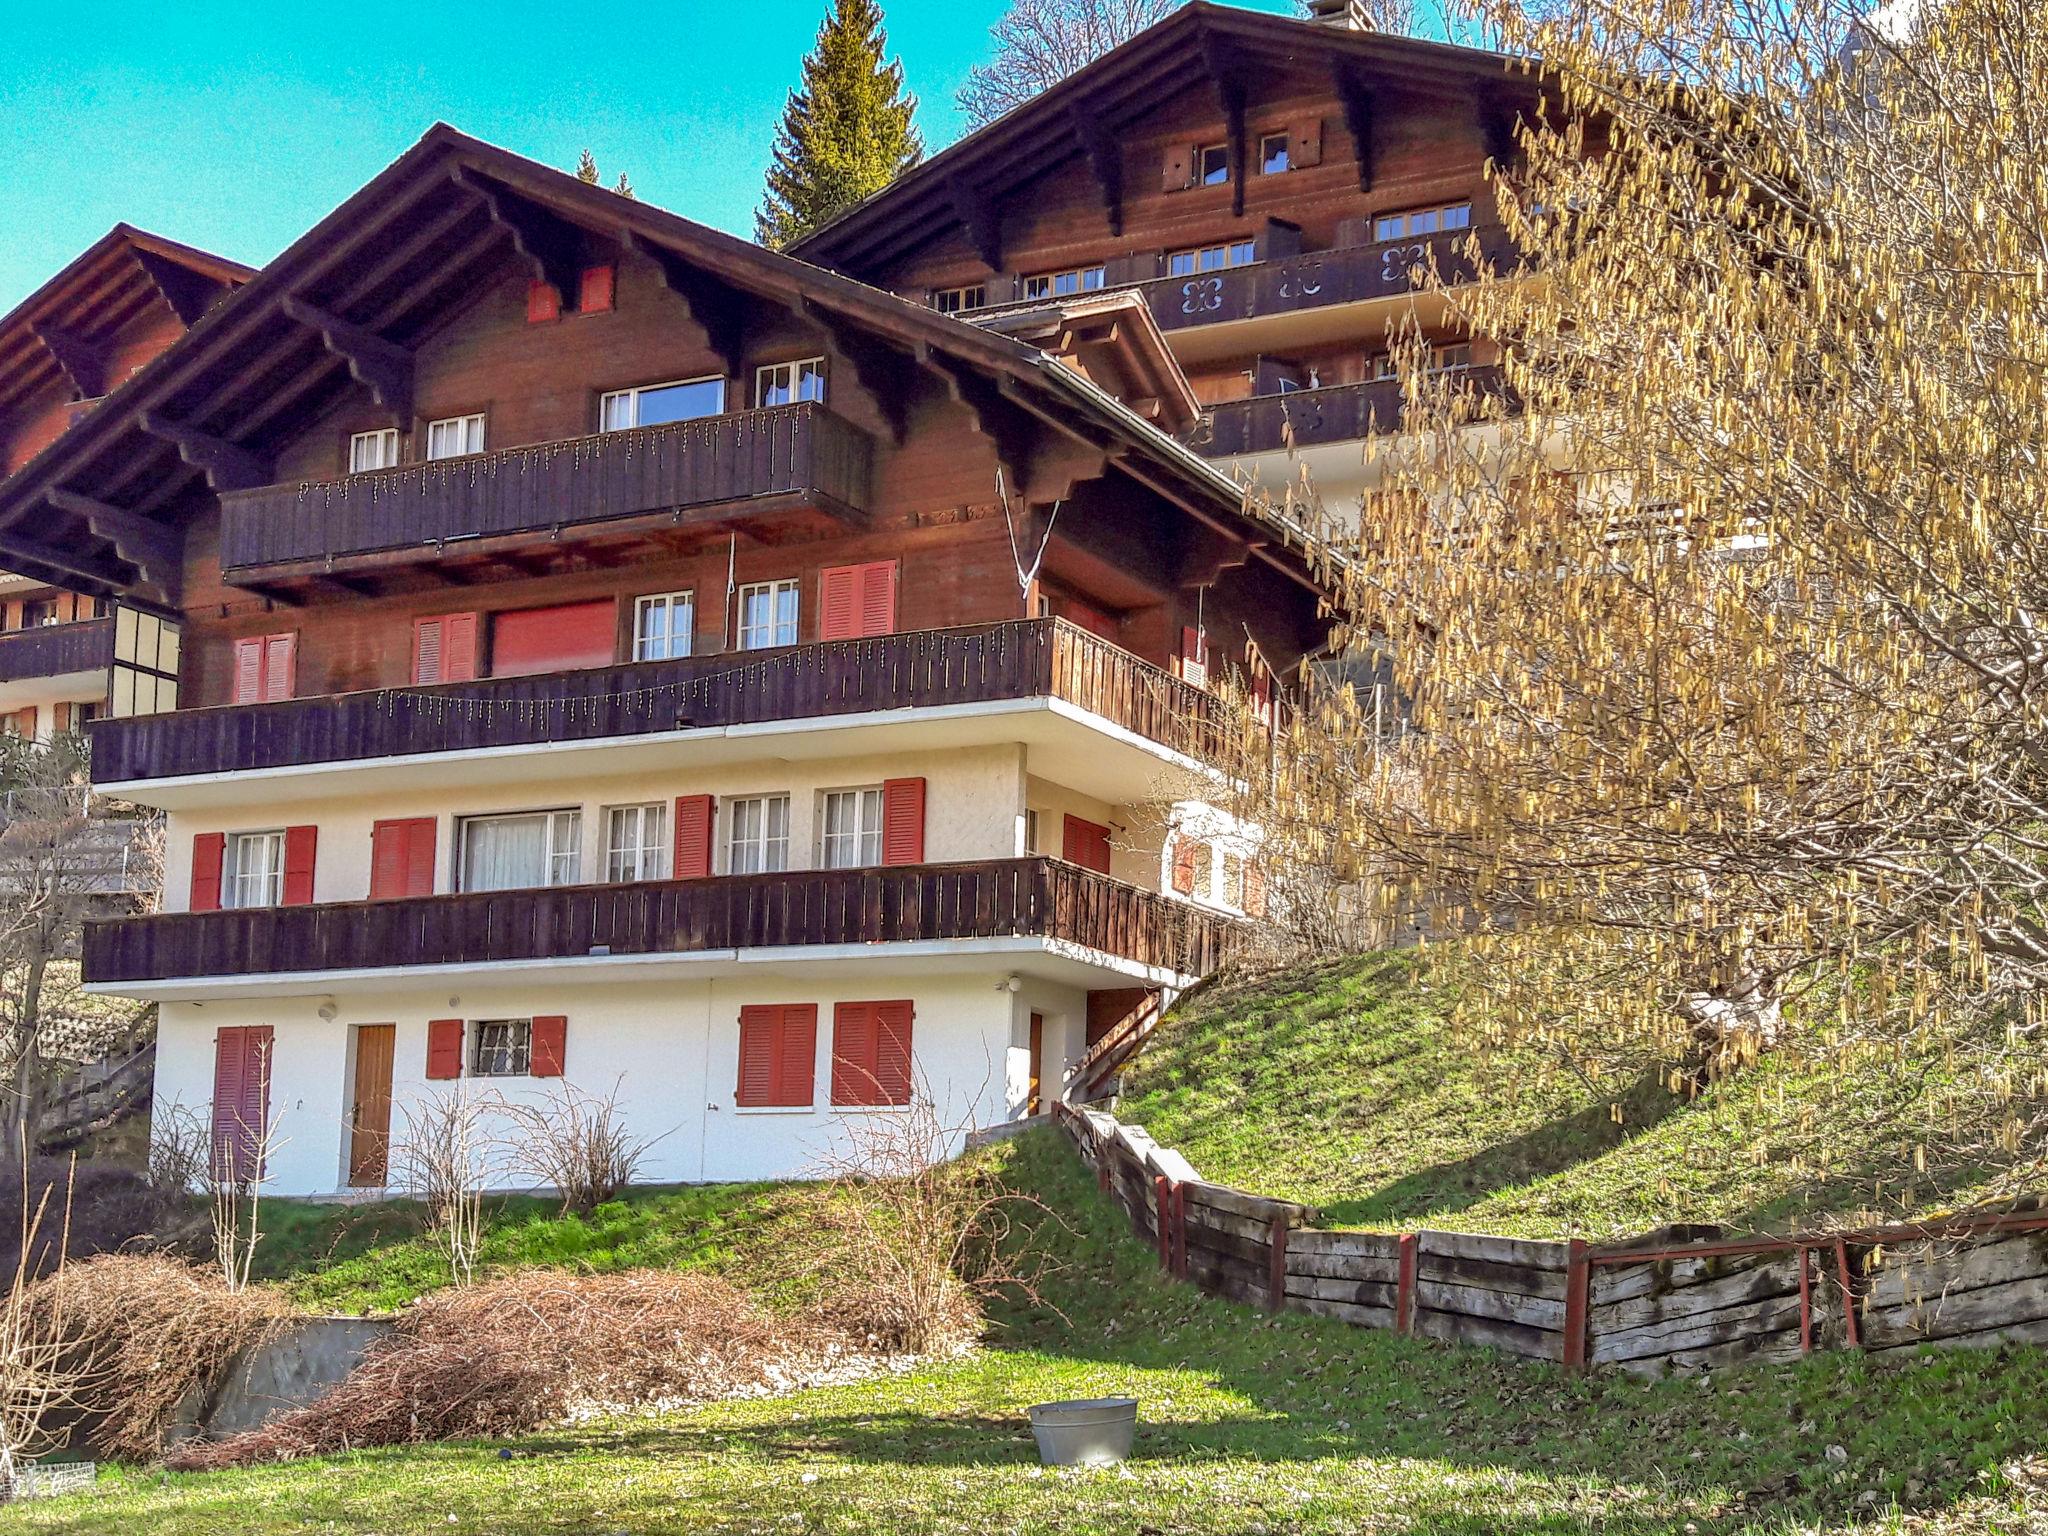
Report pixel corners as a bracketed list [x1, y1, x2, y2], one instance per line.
[875, 999, 913, 1106]
[778, 1005, 818, 1106]
[282, 825, 318, 906]
[371, 817, 437, 899]
[736, 1006, 777, 1106]
[673, 794, 715, 879]
[413, 614, 480, 684]
[411, 618, 443, 684]
[1172, 836, 1204, 895]
[530, 1015, 567, 1077]
[426, 1019, 465, 1080]
[577, 265, 615, 313]
[737, 1004, 817, 1107]
[1061, 815, 1112, 874]
[211, 1025, 274, 1185]
[190, 832, 226, 912]
[818, 565, 861, 641]
[830, 1002, 877, 1106]
[858, 560, 897, 636]
[881, 777, 925, 866]
[232, 637, 264, 704]
[527, 280, 561, 323]
[1244, 860, 1267, 918]
[262, 633, 297, 701]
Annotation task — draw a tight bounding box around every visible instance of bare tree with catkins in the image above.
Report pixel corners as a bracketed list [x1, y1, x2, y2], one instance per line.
[1222, 0, 2048, 1201]
[957, 0, 1187, 128]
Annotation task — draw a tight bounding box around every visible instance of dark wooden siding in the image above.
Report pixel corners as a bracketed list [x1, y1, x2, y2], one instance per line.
[1190, 364, 1513, 457]
[0, 617, 113, 683]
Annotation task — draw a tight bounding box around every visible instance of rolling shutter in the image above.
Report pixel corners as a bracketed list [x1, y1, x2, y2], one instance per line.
[881, 777, 925, 866]
[831, 1000, 914, 1108]
[281, 825, 318, 906]
[190, 832, 226, 912]
[736, 1004, 817, 1107]
[530, 1015, 567, 1077]
[210, 1025, 273, 1185]
[370, 818, 437, 899]
[673, 794, 715, 879]
[426, 1019, 465, 1080]
[1061, 815, 1112, 874]
[491, 600, 617, 677]
[412, 614, 481, 684]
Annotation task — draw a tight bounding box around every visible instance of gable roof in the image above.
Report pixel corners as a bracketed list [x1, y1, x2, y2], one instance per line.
[0, 124, 1323, 609]
[0, 225, 252, 425]
[792, 0, 1544, 278]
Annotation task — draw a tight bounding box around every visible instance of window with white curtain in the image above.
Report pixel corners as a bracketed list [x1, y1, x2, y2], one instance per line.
[349, 429, 399, 473]
[225, 830, 285, 909]
[819, 788, 884, 870]
[426, 413, 486, 460]
[605, 803, 668, 883]
[458, 810, 582, 892]
[633, 591, 694, 661]
[727, 795, 790, 874]
[737, 580, 799, 650]
[756, 358, 826, 408]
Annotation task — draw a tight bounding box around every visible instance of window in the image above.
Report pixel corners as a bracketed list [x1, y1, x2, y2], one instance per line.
[17, 600, 55, 628]
[931, 284, 986, 314]
[737, 579, 799, 650]
[728, 795, 790, 875]
[1167, 240, 1257, 277]
[605, 803, 668, 883]
[425, 413, 486, 460]
[820, 788, 884, 870]
[1370, 342, 1474, 380]
[472, 1020, 532, 1078]
[349, 429, 399, 473]
[226, 831, 285, 910]
[1021, 266, 1106, 300]
[1373, 202, 1473, 242]
[1260, 133, 1291, 174]
[1025, 808, 1040, 855]
[600, 375, 726, 431]
[1198, 144, 1230, 185]
[633, 591, 694, 661]
[458, 810, 581, 892]
[756, 358, 826, 408]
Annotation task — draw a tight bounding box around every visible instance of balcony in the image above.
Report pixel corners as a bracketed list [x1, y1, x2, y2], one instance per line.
[87, 619, 1234, 803]
[1128, 225, 1522, 344]
[0, 617, 112, 684]
[218, 402, 874, 581]
[1188, 365, 1515, 458]
[82, 857, 1238, 990]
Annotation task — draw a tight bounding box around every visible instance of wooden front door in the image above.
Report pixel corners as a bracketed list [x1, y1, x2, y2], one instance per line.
[1028, 1012, 1044, 1115]
[347, 1024, 396, 1187]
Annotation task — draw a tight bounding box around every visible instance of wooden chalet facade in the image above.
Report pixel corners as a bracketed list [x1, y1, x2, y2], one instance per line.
[0, 122, 1332, 1194]
[794, 0, 1551, 517]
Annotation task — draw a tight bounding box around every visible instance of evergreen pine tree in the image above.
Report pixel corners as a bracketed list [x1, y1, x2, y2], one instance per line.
[756, 0, 923, 249]
[576, 149, 601, 185]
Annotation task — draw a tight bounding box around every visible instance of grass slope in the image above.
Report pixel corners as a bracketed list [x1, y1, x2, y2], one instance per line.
[1114, 950, 2041, 1238]
[5, 1131, 2044, 1535]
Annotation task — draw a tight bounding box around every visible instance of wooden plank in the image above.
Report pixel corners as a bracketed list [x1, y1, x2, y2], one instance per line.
[1285, 1229, 1402, 1261]
[1415, 1252, 1568, 1301]
[1589, 1292, 1807, 1365]
[1182, 1180, 1314, 1227]
[1181, 1200, 1285, 1244]
[1609, 1328, 1807, 1377]
[1417, 1230, 1572, 1270]
[1285, 1273, 1399, 1310]
[1414, 1307, 1563, 1361]
[1288, 1293, 1398, 1330]
[1865, 1313, 2048, 1354]
[1417, 1278, 1567, 1333]
[1589, 1254, 1804, 1334]
[1861, 1274, 2048, 1346]
[1864, 1233, 2048, 1308]
[1590, 1247, 1795, 1307]
[1284, 1249, 1401, 1285]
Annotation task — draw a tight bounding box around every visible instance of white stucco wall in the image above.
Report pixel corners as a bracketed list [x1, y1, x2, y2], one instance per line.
[154, 966, 1094, 1197]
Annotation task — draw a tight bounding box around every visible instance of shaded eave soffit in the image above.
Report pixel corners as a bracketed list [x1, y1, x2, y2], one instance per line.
[791, 0, 1549, 276]
[0, 226, 253, 427]
[0, 125, 1317, 606]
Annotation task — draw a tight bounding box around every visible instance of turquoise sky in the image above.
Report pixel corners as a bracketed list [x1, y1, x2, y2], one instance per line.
[2, 0, 1300, 310]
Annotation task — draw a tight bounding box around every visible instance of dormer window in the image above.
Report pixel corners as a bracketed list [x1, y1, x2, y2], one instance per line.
[1198, 144, 1230, 185]
[349, 428, 399, 473]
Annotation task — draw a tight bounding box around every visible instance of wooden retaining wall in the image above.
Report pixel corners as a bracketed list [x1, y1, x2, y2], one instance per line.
[1056, 1104, 2048, 1376]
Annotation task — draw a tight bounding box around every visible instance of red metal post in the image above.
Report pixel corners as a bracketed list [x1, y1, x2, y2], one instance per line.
[1834, 1238, 1862, 1349]
[1154, 1175, 1173, 1269]
[1395, 1232, 1418, 1335]
[1172, 1183, 1189, 1279]
[1797, 1243, 1814, 1354]
[1268, 1214, 1290, 1313]
[1562, 1238, 1591, 1373]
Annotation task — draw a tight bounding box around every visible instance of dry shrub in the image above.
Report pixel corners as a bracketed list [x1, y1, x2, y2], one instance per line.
[393, 1088, 495, 1285]
[30, 1253, 286, 1461]
[498, 1080, 663, 1216]
[167, 1270, 832, 1469]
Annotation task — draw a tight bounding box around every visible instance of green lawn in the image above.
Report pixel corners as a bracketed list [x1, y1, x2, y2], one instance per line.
[1114, 950, 2046, 1238]
[5, 1131, 2045, 1535]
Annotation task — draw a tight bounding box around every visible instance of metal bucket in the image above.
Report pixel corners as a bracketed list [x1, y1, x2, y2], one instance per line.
[1027, 1397, 1138, 1466]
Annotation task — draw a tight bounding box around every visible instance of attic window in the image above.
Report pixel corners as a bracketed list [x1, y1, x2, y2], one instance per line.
[1198, 144, 1229, 185]
[1021, 266, 1105, 301]
[1260, 133, 1291, 174]
[931, 284, 986, 315]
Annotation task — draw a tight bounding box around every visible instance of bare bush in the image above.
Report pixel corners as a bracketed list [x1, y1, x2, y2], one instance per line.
[146, 1101, 209, 1221]
[0, 1157, 87, 1485]
[166, 1270, 840, 1469]
[27, 1253, 284, 1463]
[794, 1093, 1060, 1355]
[393, 1089, 495, 1285]
[202, 1063, 284, 1293]
[498, 1081, 664, 1216]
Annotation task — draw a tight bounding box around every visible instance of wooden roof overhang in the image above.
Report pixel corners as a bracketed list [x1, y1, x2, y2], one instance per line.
[969, 290, 1196, 425]
[0, 126, 1330, 625]
[791, 0, 1552, 281]
[0, 226, 250, 438]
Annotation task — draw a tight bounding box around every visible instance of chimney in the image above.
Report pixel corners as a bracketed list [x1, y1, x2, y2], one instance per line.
[1304, 0, 1375, 29]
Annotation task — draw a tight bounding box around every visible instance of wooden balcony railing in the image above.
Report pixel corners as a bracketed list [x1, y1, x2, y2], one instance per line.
[218, 402, 874, 574]
[1188, 365, 1515, 458]
[87, 618, 1234, 785]
[81, 857, 1239, 986]
[0, 617, 112, 683]
[1131, 225, 1522, 337]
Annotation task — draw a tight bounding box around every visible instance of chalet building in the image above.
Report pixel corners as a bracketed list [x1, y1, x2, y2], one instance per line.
[793, 0, 1546, 522]
[0, 226, 252, 736]
[0, 126, 1332, 1196]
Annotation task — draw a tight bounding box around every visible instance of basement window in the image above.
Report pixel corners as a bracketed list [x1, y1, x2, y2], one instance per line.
[472, 1019, 532, 1077]
[349, 428, 399, 473]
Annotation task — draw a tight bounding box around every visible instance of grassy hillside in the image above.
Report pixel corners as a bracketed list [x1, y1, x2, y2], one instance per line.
[1114, 949, 2044, 1239]
[7, 1131, 2045, 1536]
